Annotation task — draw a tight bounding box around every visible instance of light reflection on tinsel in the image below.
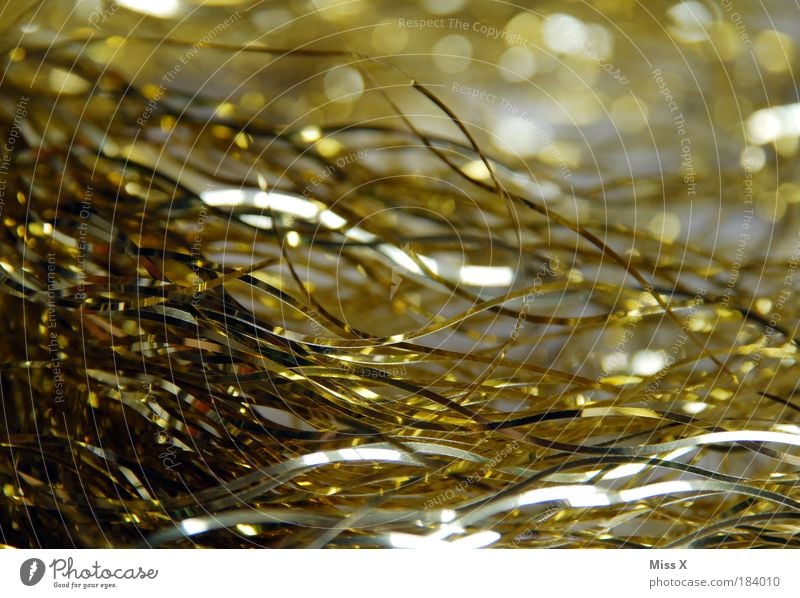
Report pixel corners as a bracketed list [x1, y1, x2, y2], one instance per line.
[0, 0, 799, 548]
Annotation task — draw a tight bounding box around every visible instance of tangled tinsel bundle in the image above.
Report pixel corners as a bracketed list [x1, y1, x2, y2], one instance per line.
[1, 0, 799, 548]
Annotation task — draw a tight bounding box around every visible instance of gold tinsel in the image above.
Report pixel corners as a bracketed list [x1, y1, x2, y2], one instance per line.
[0, 0, 799, 548]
